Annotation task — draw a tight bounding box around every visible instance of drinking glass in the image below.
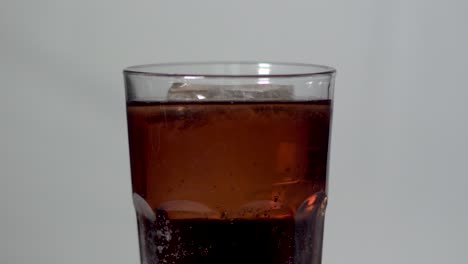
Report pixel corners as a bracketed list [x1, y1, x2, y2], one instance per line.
[124, 62, 336, 264]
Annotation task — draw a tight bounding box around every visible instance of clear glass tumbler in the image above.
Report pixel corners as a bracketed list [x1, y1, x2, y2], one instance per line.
[124, 62, 336, 264]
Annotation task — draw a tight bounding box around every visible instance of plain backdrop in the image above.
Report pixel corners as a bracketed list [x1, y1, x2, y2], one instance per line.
[1, 0, 468, 264]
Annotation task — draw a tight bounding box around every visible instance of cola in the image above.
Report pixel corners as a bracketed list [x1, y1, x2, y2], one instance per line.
[126, 101, 331, 264]
[137, 211, 295, 264]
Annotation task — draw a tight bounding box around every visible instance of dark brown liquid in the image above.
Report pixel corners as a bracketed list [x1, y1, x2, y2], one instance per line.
[139, 211, 295, 264]
[126, 101, 331, 264]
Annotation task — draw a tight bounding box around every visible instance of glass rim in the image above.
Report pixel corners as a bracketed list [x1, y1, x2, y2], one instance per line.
[123, 61, 336, 78]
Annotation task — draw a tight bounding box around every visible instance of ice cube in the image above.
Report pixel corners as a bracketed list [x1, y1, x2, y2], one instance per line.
[167, 83, 293, 101]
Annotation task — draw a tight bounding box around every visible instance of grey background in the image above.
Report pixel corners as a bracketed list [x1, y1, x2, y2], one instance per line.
[1, 0, 468, 264]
